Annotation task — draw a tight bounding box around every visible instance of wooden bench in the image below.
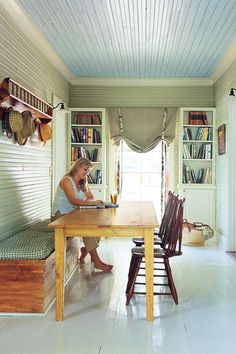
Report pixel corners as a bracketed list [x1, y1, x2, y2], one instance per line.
[0, 220, 81, 314]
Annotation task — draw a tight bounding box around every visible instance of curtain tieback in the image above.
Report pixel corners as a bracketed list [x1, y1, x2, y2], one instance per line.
[161, 108, 167, 140]
[118, 107, 123, 134]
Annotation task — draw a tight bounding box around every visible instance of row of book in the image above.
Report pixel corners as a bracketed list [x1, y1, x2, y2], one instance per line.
[72, 112, 102, 125]
[71, 146, 102, 162]
[183, 127, 213, 141]
[87, 169, 102, 184]
[71, 127, 101, 144]
[183, 165, 212, 184]
[183, 143, 212, 159]
[188, 111, 209, 125]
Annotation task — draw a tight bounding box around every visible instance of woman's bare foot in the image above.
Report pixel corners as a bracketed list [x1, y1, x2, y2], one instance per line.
[79, 247, 88, 264]
[89, 248, 113, 272]
[93, 261, 113, 272]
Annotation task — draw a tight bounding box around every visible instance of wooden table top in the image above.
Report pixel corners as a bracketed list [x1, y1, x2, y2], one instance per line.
[48, 201, 158, 229]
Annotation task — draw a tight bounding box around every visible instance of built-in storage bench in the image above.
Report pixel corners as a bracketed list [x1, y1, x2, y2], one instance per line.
[0, 220, 80, 314]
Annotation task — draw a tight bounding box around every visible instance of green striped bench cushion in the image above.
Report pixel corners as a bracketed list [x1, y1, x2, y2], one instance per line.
[28, 219, 53, 233]
[0, 230, 55, 260]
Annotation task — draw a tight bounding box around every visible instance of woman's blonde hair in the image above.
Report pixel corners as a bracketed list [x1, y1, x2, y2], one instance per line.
[66, 157, 93, 191]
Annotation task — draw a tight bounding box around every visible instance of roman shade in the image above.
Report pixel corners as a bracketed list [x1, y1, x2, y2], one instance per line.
[107, 107, 177, 152]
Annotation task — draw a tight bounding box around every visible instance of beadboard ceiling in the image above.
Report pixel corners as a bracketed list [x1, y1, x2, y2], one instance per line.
[9, 0, 236, 83]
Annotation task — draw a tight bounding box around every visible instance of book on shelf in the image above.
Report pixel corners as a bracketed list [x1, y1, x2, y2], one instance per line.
[71, 146, 103, 163]
[72, 112, 102, 125]
[183, 165, 195, 183]
[91, 147, 102, 162]
[183, 127, 193, 140]
[183, 143, 198, 159]
[195, 127, 211, 141]
[71, 127, 102, 144]
[71, 127, 79, 143]
[183, 165, 192, 183]
[95, 169, 102, 184]
[189, 144, 197, 159]
[71, 146, 90, 161]
[190, 169, 197, 183]
[87, 174, 94, 183]
[197, 168, 212, 184]
[183, 165, 212, 184]
[97, 147, 102, 161]
[197, 143, 212, 159]
[87, 169, 102, 184]
[93, 128, 101, 143]
[188, 111, 209, 125]
[183, 144, 190, 159]
[91, 113, 101, 125]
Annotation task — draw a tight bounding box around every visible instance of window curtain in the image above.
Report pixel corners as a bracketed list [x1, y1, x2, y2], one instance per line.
[107, 107, 177, 153]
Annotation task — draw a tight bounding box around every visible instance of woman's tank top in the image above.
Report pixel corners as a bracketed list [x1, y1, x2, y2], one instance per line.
[51, 176, 85, 216]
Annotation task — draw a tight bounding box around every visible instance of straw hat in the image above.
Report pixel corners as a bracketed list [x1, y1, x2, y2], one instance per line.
[9, 109, 24, 133]
[4, 109, 23, 139]
[38, 122, 52, 144]
[15, 111, 36, 145]
[4, 110, 13, 138]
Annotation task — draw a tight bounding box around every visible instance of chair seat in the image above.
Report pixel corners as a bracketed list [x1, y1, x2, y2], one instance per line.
[132, 235, 161, 246]
[131, 246, 182, 258]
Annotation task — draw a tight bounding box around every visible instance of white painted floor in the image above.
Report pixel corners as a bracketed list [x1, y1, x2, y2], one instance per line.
[1, 238, 236, 354]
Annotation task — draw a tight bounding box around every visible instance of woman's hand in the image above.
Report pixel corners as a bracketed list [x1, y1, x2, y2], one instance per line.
[85, 190, 94, 201]
[93, 199, 104, 206]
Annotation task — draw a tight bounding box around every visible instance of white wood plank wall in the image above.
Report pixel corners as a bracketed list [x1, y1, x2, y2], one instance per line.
[0, 133, 51, 241]
[0, 6, 70, 241]
[214, 60, 236, 245]
[70, 85, 214, 108]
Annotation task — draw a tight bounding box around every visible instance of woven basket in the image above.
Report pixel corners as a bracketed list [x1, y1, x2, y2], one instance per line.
[182, 220, 214, 247]
[182, 226, 204, 246]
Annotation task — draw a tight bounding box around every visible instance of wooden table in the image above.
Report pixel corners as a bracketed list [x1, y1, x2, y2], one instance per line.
[48, 201, 157, 321]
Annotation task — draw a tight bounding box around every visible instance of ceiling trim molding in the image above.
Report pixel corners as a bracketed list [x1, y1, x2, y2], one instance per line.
[1, 0, 73, 83]
[71, 77, 213, 86]
[211, 38, 236, 83]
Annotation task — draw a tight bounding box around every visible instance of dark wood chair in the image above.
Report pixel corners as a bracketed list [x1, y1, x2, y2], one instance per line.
[132, 191, 177, 248]
[126, 197, 184, 305]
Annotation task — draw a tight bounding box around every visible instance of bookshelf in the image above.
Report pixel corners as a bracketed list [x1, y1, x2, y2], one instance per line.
[178, 107, 216, 227]
[68, 108, 106, 199]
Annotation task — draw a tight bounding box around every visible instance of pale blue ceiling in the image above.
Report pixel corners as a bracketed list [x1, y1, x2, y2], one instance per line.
[15, 0, 236, 79]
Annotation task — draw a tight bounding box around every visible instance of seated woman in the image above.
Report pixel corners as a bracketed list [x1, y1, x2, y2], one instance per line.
[51, 157, 113, 272]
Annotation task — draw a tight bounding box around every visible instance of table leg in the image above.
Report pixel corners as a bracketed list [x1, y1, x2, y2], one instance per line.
[144, 227, 154, 321]
[55, 228, 65, 321]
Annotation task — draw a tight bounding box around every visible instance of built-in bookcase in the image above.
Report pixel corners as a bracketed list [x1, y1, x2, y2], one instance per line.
[178, 107, 216, 227]
[68, 108, 106, 199]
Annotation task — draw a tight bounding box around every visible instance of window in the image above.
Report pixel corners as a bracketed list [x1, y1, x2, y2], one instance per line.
[120, 141, 168, 222]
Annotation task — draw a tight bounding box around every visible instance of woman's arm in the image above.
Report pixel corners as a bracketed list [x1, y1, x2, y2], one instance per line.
[60, 178, 103, 206]
[85, 188, 95, 201]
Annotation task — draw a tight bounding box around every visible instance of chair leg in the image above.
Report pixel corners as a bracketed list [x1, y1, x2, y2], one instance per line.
[125, 254, 137, 294]
[164, 258, 178, 304]
[126, 254, 141, 300]
[126, 255, 142, 305]
[126, 256, 179, 305]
